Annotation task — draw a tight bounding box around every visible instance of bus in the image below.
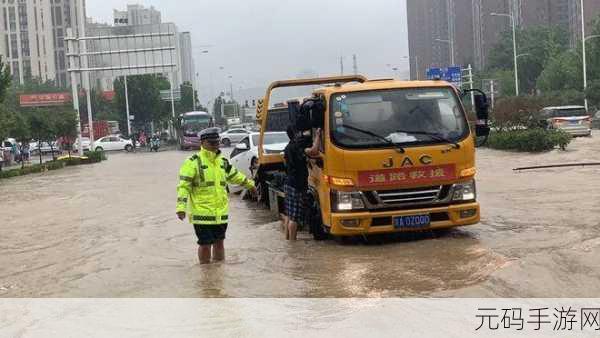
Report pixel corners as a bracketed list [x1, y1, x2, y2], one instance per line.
[178, 111, 214, 150]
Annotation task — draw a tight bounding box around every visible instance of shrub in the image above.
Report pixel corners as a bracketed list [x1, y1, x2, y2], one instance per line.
[487, 129, 572, 152]
[83, 150, 107, 163]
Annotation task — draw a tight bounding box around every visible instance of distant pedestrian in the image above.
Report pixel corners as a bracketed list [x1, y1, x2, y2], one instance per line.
[282, 127, 321, 241]
[131, 131, 137, 152]
[21, 143, 30, 163]
[176, 127, 256, 264]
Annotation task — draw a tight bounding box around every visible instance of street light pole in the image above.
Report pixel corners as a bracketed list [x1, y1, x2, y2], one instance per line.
[492, 12, 519, 96]
[582, 0, 588, 111]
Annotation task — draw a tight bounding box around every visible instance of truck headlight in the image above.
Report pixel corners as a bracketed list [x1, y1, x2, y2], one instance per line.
[333, 190, 365, 211]
[452, 180, 476, 201]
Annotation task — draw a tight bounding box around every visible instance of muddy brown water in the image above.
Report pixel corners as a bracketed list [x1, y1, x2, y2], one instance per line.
[1, 134, 599, 297]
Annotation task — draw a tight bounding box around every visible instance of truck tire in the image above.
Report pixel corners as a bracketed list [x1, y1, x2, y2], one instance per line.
[257, 179, 269, 208]
[306, 193, 328, 241]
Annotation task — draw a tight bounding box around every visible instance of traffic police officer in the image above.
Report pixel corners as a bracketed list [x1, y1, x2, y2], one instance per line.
[176, 127, 256, 264]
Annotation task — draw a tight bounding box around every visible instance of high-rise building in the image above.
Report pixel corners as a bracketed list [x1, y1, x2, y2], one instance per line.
[113, 4, 161, 27]
[0, 0, 84, 86]
[408, 0, 600, 77]
[179, 31, 195, 85]
[472, 0, 511, 70]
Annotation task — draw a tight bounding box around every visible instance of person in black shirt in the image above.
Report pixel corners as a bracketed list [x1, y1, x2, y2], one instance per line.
[283, 127, 321, 240]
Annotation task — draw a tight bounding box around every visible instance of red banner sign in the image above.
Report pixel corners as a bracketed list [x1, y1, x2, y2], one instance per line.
[19, 93, 72, 107]
[358, 164, 457, 187]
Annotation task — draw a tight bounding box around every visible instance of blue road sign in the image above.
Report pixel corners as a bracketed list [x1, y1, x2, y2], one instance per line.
[426, 66, 462, 86]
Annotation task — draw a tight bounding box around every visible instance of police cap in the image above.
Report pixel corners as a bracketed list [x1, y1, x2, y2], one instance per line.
[198, 127, 221, 141]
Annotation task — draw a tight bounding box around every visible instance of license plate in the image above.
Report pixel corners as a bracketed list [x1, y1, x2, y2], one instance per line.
[570, 120, 579, 125]
[394, 215, 431, 228]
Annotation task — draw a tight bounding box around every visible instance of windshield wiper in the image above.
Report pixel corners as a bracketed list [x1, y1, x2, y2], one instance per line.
[342, 124, 405, 153]
[394, 129, 460, 149]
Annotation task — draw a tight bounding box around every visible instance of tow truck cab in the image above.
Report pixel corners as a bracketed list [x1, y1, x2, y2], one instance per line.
[256, 76, 489, 239]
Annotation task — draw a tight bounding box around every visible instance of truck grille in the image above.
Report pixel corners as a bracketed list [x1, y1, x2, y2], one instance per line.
[375, 186, 443, 205]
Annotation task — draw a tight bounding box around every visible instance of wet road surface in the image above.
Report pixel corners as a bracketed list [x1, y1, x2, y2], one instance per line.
[1, 134, 599, 297]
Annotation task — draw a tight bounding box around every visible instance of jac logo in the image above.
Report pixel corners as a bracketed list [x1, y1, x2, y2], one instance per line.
[383, 155, 433, 168]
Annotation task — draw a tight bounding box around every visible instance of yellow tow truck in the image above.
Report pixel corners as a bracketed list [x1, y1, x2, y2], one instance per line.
[255, 75, 490, 240]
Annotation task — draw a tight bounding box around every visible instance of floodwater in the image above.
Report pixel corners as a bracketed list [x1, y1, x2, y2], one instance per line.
[1, 133, 599, 298]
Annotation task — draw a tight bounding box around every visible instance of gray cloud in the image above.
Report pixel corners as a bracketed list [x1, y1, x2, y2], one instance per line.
[86, 0, 409, 104]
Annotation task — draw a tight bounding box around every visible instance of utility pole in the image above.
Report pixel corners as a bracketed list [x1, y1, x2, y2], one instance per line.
[340, 56, 344, 75]
[446, 0, 455, 66]
[582, 0, 589, 111]
[352, 54, 358, 75]
[490, 79, 495, 110]
[66, 27, 83, 155]
[124, 75, 131, 136]
[77, 0, 94, 148]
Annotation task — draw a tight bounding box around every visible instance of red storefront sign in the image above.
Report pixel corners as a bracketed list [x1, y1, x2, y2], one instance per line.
[358, 164, 457, 187]
[101, 91, 116, 101]
[19, 93, 72, 107]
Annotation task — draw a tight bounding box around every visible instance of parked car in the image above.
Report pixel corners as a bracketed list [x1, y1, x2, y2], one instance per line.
[73, 137, 91, 152]
[593, 111, 600, 130]
[540, 106, 592, 137]
[228, 132, 289, 193]
[94, 135, 134, 152]
[220, 128, 252, 147]
[30, 141, 61, 155]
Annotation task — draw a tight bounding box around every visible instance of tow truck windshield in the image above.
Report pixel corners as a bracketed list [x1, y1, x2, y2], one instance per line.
[330, 88, 469, 149]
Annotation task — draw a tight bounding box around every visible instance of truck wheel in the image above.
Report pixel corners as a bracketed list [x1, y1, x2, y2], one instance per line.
[307, 194, 328, 241]
[257, 179, 269, 208]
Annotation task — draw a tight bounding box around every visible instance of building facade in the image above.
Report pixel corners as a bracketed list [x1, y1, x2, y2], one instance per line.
[113, 4, 160, 27]
[0, 0, 84, 86]
[179, 31, 194, 85]
[408, 0, 600, 78]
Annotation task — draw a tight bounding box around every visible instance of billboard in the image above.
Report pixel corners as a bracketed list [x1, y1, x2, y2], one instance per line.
[19, 93, 72, 107]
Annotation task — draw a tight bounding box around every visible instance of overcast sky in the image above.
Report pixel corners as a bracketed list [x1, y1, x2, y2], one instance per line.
[87, 0, 409, 104]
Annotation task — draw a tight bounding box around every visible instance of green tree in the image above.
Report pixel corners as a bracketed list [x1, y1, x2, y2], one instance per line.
[487, 26, 569, 95]
[29, 110, 55, 164]
[114, 75, 170, 134]
[54, 110, 78, 157]
[212, 95, 225, 126]
[0, 56, 11, 103]
[536, 50, 582, 92]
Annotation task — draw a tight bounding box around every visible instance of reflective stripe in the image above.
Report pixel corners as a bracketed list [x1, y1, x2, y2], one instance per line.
[197, 181, 215, 188]
[220, 181, 227, 187]
[193, 215, 217, 222]
[180, 175, 194, 182]
[242, 178, 249, 187]
[196, 156, 205, 182]
[226, 169, 238, 181]
[221, 215, 228, 221]
[177, 197, 188, 203]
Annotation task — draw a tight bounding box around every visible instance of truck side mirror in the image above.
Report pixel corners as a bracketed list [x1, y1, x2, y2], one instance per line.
[474, 93, 490, 137]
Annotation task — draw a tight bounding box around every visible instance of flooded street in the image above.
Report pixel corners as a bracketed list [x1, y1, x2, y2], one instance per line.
[1, 134, 600, 298]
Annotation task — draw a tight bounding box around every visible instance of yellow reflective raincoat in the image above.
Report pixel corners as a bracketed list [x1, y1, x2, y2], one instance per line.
[176, 148, 254, 225]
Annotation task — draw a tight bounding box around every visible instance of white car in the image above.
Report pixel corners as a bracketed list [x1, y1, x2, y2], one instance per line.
[73, 137, 91, 152]
[30, 141, 61, 155]
[94, 135, 134, 152]
[228, 132, 289, 193]
[219, 128, 251, 147]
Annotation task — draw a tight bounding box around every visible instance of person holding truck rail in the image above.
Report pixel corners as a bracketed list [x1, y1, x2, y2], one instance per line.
[283, 126, 322, 240]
